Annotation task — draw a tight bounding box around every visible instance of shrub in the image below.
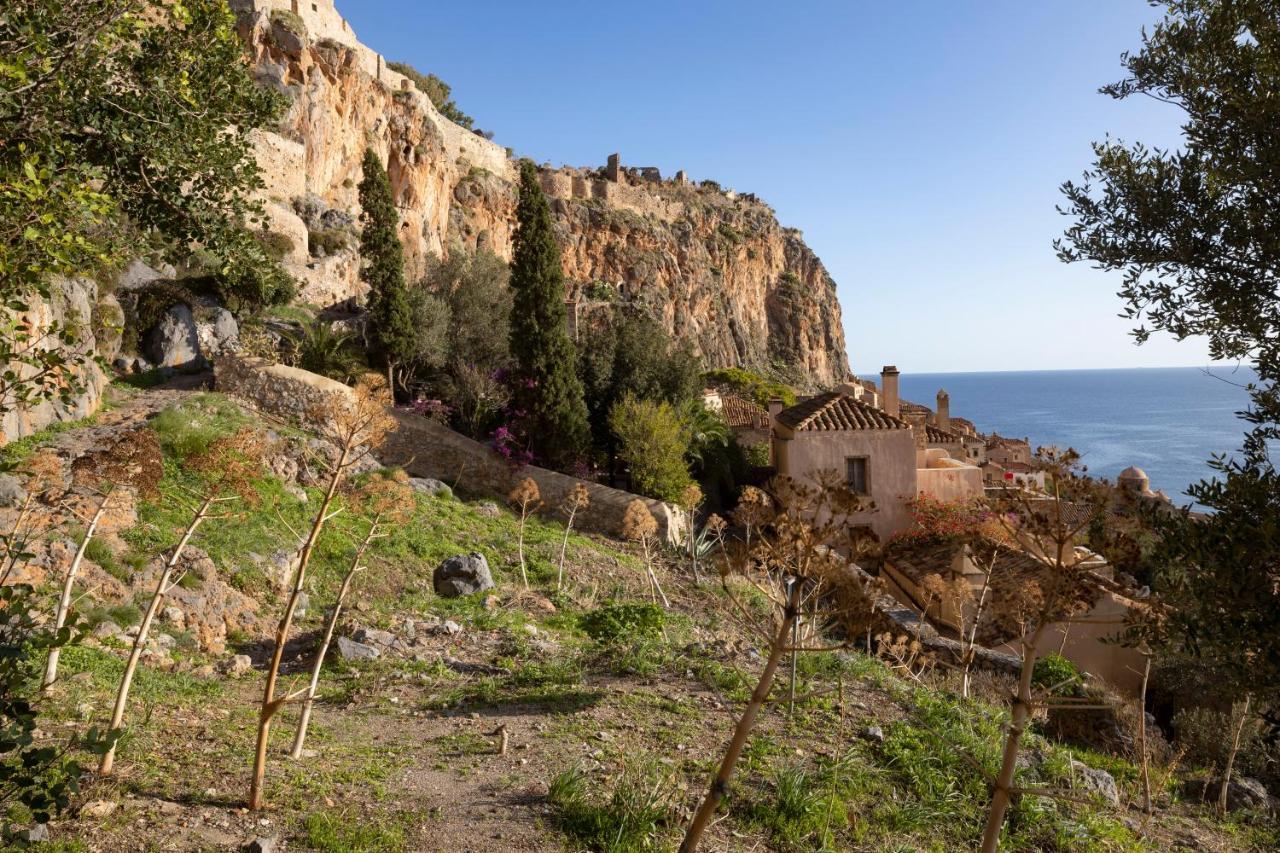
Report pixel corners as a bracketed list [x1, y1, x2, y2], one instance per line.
[609, 394, 693, 503]
[287, 323, 367, 384]
[580, 602, 666, 644]
[548, 764, 675, 852]
[254, 229, 295, 261]
[1031, 652, 1081, 694]
[704, 367, 796, 408]
[386, 60, 474, 129]
[307, 226, 353, 257]
[269, 9, 307, 39]
[744, 442, 771, 467]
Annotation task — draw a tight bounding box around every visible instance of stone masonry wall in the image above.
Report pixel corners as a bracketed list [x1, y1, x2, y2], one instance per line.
[212, 356, 685, 544]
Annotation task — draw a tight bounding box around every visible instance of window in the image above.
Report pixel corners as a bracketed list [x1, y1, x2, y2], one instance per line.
[846, 456, 869, 495]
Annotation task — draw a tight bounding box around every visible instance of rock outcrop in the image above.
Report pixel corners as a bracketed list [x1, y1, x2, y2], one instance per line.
[230, 0, 850, 386]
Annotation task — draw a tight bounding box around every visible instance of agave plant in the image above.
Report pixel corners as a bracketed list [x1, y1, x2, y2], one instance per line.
[287, 322, 367, 383]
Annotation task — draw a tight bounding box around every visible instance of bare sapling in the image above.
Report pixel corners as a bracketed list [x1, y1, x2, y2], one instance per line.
[44, 428, 163, 693]
[250, 376, 395, 810]
[621, 499, 668, 608]
[678, 483, 706, 583]
[509, 477, 542, 589]
[978, 448, 1112, 853]
[1219, 693, 1253, 815]
[0, 451, 63, 585]
[99, 429, 258, 776]
[681, 472, 880, 852]
[556, 482, 590, 591]
[290, 469, 412, 758]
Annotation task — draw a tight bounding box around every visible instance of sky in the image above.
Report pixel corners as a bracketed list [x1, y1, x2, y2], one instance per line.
[340, 0, 1205, 375]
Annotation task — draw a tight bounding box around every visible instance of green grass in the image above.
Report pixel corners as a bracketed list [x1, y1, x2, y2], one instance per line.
[0, 414, 99, 467]
[548, 763, 676, 852]
[302, 810, 407, 852]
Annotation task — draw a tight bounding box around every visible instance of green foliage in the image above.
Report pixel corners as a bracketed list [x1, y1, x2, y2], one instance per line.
[744, 441, 771, 467]
[287, 323, 367, 385]
[422, 249, 511, 374]
[302, 810, 406, 853]
[403, 287, 451, 378]
[609, 394, 693, 502]
[548, 764, 675, 852]
[704, 367, 797, 408]
[358, 148, 415, 395]
[386, 61, 474, 129]
[0, 586, 116, 832]
[308, 226, 354, 257]
[1031, 652, 1082, 694]
[148, 394, 251, 458]
[577, 310, 703, 456]
[739, 764, 847, 851]
[509, 160, 591, 467]
[1058, 0, 1280, 707]
[580, 602, 666, 643]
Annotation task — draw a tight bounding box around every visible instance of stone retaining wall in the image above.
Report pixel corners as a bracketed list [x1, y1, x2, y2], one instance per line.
[213, 356, 685, 544]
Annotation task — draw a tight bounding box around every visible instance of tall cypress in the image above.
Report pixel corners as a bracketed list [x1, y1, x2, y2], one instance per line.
[357, 148, 415, 397]
[508, 160, 591, 466]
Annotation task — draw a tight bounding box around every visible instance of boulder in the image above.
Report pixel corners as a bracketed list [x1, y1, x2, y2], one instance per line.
[197, 307, 239, 357]
[433, 553, 494, 598]
[145, 305, 203, 371]
[336, 636, 380, 662]
[1182, 776, 1273, 813]
[219, 655, 254, 678]
[409, 477, 453, 500]
[0, 474, 27, 508]
[116, 259, 167, 292]
[247, 836, 279, 853]
[1070, 759, 1120, 805]
[475, 502, 501, 518]
[353, 627, 397, 647]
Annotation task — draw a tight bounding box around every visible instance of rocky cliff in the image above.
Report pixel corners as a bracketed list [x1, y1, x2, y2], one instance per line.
[232, 0, 850, 386]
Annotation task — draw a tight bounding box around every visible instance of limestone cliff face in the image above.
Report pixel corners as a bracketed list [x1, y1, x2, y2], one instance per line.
[233, 0, 850, 386]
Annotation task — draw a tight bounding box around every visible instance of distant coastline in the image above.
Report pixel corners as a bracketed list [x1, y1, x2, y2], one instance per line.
[866, 365, 1257, 505]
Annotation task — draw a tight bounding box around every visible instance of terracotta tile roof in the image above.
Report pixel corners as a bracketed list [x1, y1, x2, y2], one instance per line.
[987, 434, 1030, 449]
[925, 424, 962, 444]
[949, 417, 978, 435]
[899, 400, 932, 416]
[776, 392, 908, 432]
[720, 393, 769, 430]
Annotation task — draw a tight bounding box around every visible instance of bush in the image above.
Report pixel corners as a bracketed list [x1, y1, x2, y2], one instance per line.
[548, 764, 674, 852]
[1031, 652, 1081, 694]
[704, 367, 796, 408]
[744, 442, 771, 467]
[254, 229, 295, 261]
[308, 226, 353, 257]
[609, 394, 693, 502]
[580, 602, 666, 644]
[286, 323, 367, 384]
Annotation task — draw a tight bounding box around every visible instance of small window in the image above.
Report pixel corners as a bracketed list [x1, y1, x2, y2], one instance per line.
[846, 456, 869, 495]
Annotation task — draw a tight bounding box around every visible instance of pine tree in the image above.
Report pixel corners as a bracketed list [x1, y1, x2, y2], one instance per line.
[508, 160, 591, 467]
[358, 148, 415, 399]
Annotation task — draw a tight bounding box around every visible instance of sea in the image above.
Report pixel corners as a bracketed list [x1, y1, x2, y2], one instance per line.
[882, 366, 1258, 507]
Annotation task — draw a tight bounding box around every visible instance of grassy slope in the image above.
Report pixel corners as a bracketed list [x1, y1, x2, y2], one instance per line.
[19, 393, 1279, 851]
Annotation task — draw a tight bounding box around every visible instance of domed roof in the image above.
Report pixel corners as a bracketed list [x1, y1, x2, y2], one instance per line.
[1118, 466, 1148, 481]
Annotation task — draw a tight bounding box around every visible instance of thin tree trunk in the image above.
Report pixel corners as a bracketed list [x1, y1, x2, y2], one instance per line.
[680, 581, 800, 853]
[642, 538, 669, 608]
[1138, 653, 1153, 814]
[0, 493, 35, 585]
[979, 623, 1048, 853]
[1219, 694, 1252, 815]
[517, 510, 529, 589]
[99, 495, 213, 775]
[556, 506, 577, 592]
[788, 583, 800, 719]
[249, 443, 349, 811]
[961, 563, 994, 700]
[43, 492, 110, 692]
[290, 516, 380, 759]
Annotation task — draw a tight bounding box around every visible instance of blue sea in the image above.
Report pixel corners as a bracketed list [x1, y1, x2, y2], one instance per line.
[883, 366, 1258, 506]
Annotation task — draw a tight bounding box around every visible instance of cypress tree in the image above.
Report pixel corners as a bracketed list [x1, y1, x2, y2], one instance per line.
[358, 148, 415, 398]
[508, 160, 591, 467]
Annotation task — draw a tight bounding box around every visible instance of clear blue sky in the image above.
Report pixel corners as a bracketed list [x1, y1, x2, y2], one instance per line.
[341, 0, 1206, 375]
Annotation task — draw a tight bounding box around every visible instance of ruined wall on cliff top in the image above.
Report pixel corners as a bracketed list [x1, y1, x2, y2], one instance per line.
[232, 0, 850, 386]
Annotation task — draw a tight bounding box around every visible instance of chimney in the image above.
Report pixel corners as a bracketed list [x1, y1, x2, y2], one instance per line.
[767, 397, 784, 424]
[936, 389, 950, 432]
[906, 411, 928, 450]
[880, 365, 900, 419]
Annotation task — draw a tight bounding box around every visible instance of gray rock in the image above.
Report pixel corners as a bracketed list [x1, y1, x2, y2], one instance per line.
[1070, 759, 1120, 805]
[475, 501, 501, 518]
[116, 259, 165, 292]
[220, 654, 253, 678]
[433, 553, 494, 598]
[113, 356, 138, 374]
[1182, 776, 1273, 813]
[247, 836, 278, 853]
[860, 725, 885, 743]
[441, 620, 463, 636]
[353, 627, 396, 647]
[336, 636, 380, 662]
[23, 823, 49, 843]
[0, 474, 27, 508]
[409, 477, 453, 500]
[145, 304, 203, 371]
[163, 606, 184, 625]
[197, 307, 239, 357]
[92, 620, 122, 640]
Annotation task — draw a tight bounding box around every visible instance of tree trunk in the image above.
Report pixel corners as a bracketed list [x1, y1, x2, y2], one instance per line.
[99, 495, 213, 775]
[679, 582, 800, 853]
[1219, 694, 1252, 815]
[0, 493, 35, 584]
[43, 493, 110, 692]
[642, 538, 669, 608]
[556, 506, 576, 592]
[1138, 653, 1152, 814]
[517, 510, 529, 589]
[249, 443, 349, 810]
[979, 623, 1047, 853]
[290, 518, 379, 759]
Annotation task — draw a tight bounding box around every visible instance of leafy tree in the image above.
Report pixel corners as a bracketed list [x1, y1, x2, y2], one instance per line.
[0, 1, 292, 411]
[386, 61, 475, 129]
[703, 367, 796, 408]
[1057, 0, 1280, 714]
[404, 288, 451, 382]
[422, 249, 512, 373]
[609, 394, 693, 502]
[358, 149, 416, 399]
[578, 310, 703, 453]
[508, 160, 591, 467]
